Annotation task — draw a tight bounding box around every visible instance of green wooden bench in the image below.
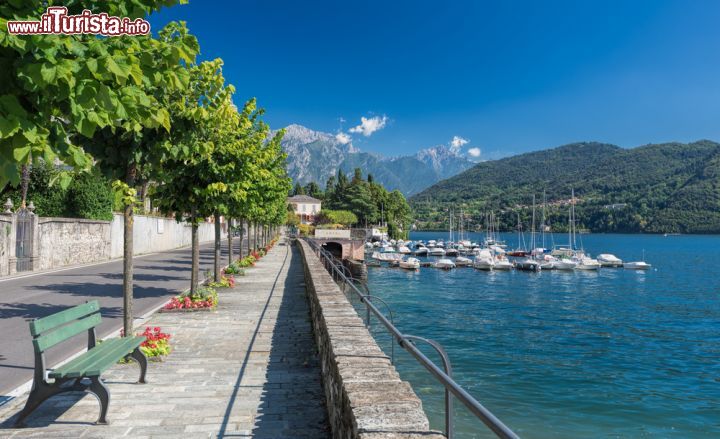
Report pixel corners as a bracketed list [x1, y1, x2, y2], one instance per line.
[14, 300, 147, 427]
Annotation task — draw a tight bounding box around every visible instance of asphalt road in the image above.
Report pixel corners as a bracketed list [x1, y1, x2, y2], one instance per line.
[0, 239, 247, 397]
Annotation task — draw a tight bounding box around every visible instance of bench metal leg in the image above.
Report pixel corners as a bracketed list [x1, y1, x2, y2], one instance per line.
[88, 377, 110, 425]
[126, 347, 148, 384]
[14, 382, 65, 427]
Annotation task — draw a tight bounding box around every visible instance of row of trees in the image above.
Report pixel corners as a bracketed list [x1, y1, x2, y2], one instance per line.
[290, 168, 412, 239]
[0, 1, 290, 335]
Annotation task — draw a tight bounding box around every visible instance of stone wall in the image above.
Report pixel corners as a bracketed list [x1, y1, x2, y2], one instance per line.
[0, 216, 11, 276]
[38, 217, 112, 271]
[1, 212, 225, 276]
[297, 239, 444, 439]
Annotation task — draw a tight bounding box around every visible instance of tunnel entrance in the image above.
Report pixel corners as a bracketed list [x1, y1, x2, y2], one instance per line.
[321, 241, 343, 259]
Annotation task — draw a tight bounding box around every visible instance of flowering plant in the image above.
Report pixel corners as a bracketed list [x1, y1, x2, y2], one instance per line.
[139, 326, 171, 358]
[164, 287, 218, 310]
[210, 274, 235, 288]
[238, 255, 255, 267]
[224, 262, 242, 274]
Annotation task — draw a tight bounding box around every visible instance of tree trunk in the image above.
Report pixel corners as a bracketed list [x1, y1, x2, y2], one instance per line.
[238, 218, 244, 259]
[123, 163, 137, 337]
[227, 218, 233, 265]
[213, 212, 221, 282]
[191, 209, 199, 294]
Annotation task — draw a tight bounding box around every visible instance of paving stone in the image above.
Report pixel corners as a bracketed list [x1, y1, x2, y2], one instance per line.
[0, 238, 329, 438]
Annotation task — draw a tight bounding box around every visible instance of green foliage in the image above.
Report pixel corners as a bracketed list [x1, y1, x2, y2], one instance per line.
[411, 140, 720, 234]
[2, 163, 113, 220]
[67, 172, 114, 221]
[319, 167, 412, 238]
[317, 209, 358, 226]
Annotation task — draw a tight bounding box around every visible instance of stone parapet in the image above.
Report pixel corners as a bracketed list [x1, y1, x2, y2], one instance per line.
[297, 239, 445, 439]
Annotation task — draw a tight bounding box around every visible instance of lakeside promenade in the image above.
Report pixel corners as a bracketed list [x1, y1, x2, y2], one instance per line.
[0, 239, 330, 438]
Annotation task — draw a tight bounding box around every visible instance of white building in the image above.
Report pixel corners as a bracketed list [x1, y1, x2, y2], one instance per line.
[287, 195, 321, 224]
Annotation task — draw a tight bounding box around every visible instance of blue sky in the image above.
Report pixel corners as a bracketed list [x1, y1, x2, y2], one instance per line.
[149, 0, 720, 159]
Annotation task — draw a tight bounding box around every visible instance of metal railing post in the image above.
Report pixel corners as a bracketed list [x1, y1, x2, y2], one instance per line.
[403, 335, 453, 438]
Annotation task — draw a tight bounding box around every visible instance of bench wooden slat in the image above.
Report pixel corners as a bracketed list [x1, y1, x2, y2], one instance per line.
[50, 336, 145, 379]
[30, 301, 100, 336]
[32, 313, 102, 353]
[82, 337, 145, 377]
[49, 338, 126, 379]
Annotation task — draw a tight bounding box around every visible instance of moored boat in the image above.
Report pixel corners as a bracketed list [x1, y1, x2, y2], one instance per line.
[597, 253, 623, 267]
[429, 247, 446, 256]
[515, 258, 541, 272]
[399, 257, 421, 270]
[624, 261, 651, 270]
[414, 247, 429, 256]
[455, 256, 473, 267]
[435, 258, 456, 269]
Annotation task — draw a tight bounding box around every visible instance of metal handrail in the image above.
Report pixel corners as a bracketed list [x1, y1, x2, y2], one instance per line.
[306, 239, 520, 439]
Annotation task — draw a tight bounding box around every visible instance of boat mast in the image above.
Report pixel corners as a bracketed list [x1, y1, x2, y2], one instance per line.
[531, 195, 536, 252]
[541, 190, 546, 250]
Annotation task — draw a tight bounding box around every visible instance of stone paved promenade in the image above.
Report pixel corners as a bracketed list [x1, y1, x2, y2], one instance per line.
[0, 238, 330, 438]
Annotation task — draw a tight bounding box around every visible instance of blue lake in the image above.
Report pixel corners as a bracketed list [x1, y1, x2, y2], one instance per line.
[358, 232, 720, 438]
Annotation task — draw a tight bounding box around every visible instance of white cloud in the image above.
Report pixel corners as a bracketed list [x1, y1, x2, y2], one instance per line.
[335, 132, 352, 145]
[467, 147, 481, 158]
[349, 115, 388, 137]
[450, 136, 469, 151]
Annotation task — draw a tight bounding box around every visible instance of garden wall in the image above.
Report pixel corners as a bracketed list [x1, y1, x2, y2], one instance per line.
[1, 212, 224, 276]
[296, 239, 444, 439]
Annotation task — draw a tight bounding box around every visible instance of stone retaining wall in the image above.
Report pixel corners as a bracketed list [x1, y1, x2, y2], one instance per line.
[297, 239, 445, 439]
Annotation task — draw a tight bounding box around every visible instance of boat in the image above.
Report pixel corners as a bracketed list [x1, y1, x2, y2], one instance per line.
[445, 248, 459, 257]
[473, 249, 495, 270]
[574, 256, 601, 270]
[515, 258, 541, 272]
[538, 255, 557, 270]
[435, 258, 456, 269]
[399, 257, 421, 270]
[553, 258, 577, 270]
[397, 245, 412, 254]
[493, 257, 514, 270]
[624, 261, 652, 270]
[429, 247, 446, 256]
[624, 251, 651, 269]
[597, 253, 623, 267]
[371, 251, 404, 262]
[414, 247, 429, 256]
[455, 256, 473, 267]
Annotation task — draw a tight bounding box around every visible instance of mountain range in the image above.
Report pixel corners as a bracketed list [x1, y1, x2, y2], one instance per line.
[278, 124, 475, 195]
[410, 140, 720, 234]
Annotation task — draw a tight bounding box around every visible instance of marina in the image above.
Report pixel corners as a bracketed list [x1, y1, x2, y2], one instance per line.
[359, 231, 720, 438]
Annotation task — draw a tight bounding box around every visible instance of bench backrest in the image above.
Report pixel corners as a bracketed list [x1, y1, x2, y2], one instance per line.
[29, 301, 102, 353]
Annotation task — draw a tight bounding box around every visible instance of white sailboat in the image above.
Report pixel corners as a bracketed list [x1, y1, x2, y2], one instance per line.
[624, 250, 651, 269]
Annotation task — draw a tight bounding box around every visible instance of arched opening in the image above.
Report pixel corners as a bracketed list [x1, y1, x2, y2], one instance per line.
[322, 241, 343, 259]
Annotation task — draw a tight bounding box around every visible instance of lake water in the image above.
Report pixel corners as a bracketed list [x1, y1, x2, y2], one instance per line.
[358, 232, 720, 438]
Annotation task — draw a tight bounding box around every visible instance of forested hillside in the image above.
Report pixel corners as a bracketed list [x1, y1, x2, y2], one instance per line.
[410, 140, 720, 233]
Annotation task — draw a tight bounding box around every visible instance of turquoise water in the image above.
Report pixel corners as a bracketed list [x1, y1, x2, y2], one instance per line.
[358, 232, 720, 438]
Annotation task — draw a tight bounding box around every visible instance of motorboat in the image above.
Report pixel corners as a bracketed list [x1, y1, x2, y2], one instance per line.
[575, 257, 601, 270]
[371, 252, 404, 262]
[414, 247, 429, 256]
[435, 258, 456, 269]
[429, 248, 446, 257]
[473, 249, 495, 270]
[455, 256, 472, 267]
[397, 246, 412, 254]
[381, 245, 395, 253]
[493, 257, 514, 270]
[399, 257, 421, 270]
[427, 240, 437, 248]
[624, 261, 651, 270]
[538, 255, 557, 270]
[445, 248, 459, 257]
[507, 250, 528, 257]
[515, 258, 541, 272]
[553, 258, 577, 270]
[597, 254, 623, 267]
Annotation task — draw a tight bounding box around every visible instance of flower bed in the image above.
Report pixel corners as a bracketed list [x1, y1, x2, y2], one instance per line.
[209, 274, 235, 288]
[116, 326, 172, 362]
[223, 262, 245, 276]
[162, 287, 218, 312]
[237, 255, 256, 268]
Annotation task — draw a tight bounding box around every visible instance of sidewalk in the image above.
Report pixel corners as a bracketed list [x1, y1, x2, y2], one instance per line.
[0, 238, 330, 438]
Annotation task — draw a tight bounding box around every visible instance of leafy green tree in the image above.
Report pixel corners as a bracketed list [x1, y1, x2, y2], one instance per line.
[292, 182, 305, 196]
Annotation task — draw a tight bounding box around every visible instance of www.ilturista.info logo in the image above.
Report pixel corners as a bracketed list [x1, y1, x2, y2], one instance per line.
[6, 7, 150, 36]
